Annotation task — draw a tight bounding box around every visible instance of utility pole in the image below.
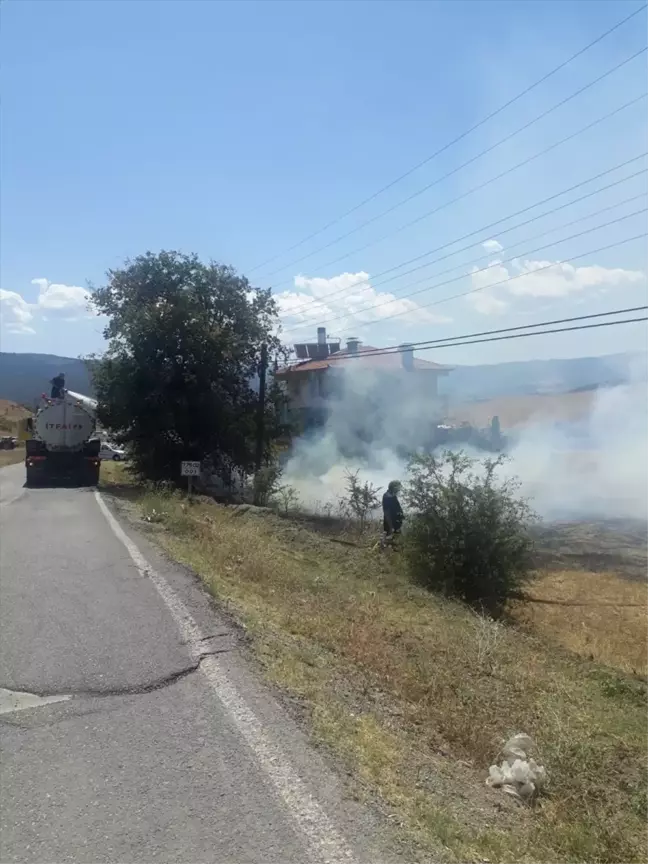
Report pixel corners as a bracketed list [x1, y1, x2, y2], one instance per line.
[254, 343, 268, 475]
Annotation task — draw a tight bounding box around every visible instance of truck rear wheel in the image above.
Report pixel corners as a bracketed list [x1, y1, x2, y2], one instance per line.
[83, 464, 100, 487]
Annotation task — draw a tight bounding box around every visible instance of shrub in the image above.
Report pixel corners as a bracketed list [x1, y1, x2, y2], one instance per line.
[275, 484, 301, 515]
[252, 461, 283, 507]
[404, 451, 536, 614]
[344, 470, 381, 533]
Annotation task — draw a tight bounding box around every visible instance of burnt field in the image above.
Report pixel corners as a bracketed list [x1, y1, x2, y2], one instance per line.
[531, 517, 647, 581]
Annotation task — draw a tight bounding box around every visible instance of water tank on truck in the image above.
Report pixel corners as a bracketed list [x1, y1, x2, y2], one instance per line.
[25, 393, 101, 487]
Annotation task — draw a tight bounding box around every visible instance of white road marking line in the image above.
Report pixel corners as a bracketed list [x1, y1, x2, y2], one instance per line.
[94, 490, 357, 864]
[0, 489, 26, 509]
[0, 687, 71, 715]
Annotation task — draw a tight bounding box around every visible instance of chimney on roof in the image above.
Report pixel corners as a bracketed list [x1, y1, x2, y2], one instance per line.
[346, 337, 360, 354]
[399, 343, 414, 370]
[317, 326, 327, 358]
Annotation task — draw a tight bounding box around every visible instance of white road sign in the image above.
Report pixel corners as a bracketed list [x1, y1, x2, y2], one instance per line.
[181, 460, 201, 477]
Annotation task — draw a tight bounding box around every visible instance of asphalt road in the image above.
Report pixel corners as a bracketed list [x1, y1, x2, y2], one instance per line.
[0, 463, 391, 864]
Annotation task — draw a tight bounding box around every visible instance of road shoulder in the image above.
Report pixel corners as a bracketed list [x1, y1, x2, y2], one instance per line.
[97, 488, 405, 864]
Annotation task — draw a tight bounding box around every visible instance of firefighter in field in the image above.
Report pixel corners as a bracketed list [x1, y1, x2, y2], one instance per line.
[381, 480, 404, 549]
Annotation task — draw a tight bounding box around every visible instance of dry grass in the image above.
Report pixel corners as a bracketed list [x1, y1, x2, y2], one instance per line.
[0, 399, 30, 434]
[101, 461, 648, 863]
[0, 448, 24, 468]
[513, 570, 648, 677]
[0, 399, 30, 469]
[448, 390, 599, 429]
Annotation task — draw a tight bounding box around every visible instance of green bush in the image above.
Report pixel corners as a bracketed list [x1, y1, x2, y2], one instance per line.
[344, 470, 381, 533]
[404, 451, 536, 614]
[252, 461, 283, 507]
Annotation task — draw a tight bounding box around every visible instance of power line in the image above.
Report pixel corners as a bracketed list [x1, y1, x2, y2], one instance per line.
[281, 157, 648, 323]
[281, 311, 647, 366]
[365, 180, 647, 296]
[291, 202, 648, 334]
[366, 232, 648, 331]
[249, 4, 647, 275]
[264, 47, 647, 281]
[360, 157, 647, 291]
[350, 317, 647, 357]
[270, 92, 648, 293]
[286, 208, 647, 334]
[313, 306, 648, 362]
[359, 194, 648, 318]
[281, 162, 648, 327]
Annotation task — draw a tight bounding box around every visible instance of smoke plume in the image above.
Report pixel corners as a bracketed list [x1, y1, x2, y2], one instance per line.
[281, 355, 648, 522]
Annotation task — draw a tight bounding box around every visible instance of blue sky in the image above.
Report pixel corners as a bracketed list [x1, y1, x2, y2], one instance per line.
[1, 0, 646, 365]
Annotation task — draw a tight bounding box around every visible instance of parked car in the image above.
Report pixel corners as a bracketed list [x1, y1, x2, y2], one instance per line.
[99, 442, 125, 461]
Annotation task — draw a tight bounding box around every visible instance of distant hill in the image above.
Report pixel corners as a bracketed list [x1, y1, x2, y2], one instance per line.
[0, 353, 94, 408]
[439, 352, 647, 402]
[1, 350, 645, 408]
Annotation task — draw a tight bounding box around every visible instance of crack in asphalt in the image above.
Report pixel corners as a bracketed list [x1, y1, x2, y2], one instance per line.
[0, 648, 232, 702]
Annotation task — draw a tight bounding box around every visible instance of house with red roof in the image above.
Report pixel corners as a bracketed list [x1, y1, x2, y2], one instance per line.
[275, 328, 452, 433]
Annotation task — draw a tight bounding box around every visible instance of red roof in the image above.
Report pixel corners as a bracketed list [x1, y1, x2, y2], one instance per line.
[276, 345, 450, 376]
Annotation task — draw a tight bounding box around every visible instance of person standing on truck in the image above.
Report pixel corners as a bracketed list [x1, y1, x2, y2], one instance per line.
[50, 373, 66, 399]
[381, 480, 404, 549]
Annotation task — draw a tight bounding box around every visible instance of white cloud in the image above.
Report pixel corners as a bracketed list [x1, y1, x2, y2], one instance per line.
[468, 291, 508, 315]
[482, 239, 503, 253]
[31, 278, 91, 316]
[0, 289, 36, 334]
[506, 260, 644, 298]
[1, 278, 93, 334]
[275, 270, 452, 337]
[466, 246, 645, 315]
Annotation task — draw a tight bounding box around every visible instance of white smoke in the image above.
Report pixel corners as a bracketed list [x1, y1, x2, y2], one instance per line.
[281, 358, 445, 509]
[281, 355, 648, 522]
[501, 381, 647, 520]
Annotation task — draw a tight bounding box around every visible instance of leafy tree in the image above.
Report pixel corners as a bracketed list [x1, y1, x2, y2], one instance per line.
[404, 451, 536, 615]
[90, 251, 286, 483]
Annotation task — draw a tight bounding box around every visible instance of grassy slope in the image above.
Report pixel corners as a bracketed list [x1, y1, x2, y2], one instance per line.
[101, 462, 647, 864]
